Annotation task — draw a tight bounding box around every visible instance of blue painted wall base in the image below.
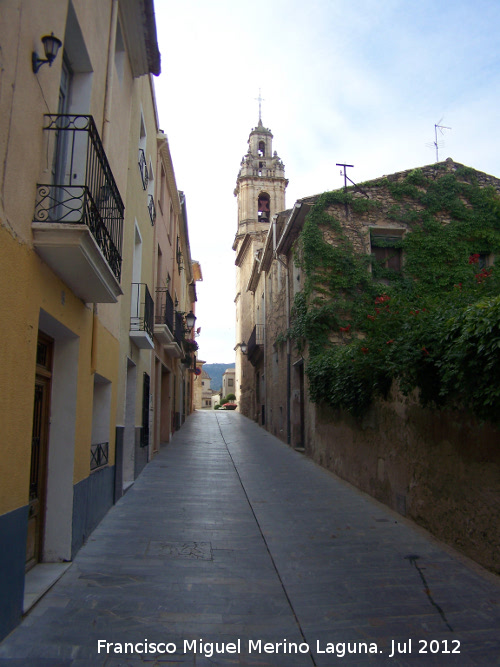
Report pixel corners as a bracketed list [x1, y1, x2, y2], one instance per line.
[0, 505, 28, 642]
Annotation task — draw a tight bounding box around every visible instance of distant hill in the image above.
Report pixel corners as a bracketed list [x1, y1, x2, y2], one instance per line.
[203, 363, 235, 392]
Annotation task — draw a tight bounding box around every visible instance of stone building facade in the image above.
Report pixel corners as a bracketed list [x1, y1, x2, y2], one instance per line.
[237, 155, 500, 573]
[233, 117, 287, 417]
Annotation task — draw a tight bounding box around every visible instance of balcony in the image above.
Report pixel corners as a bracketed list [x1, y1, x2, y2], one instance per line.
[154, 288, 175, 344]
[148, 194, 156, 225]
[162, 310, 185, 358]
[247, 324, 265, 366]
[32, 115, 124, 303]
[130, 283, 154, 349]
[138, 148, 148, 190]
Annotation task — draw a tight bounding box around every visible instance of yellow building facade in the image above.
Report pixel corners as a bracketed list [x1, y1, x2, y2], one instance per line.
[0, 0, 201, 641]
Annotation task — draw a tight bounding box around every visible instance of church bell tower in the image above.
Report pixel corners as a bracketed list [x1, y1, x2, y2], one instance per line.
[233, 117, 287, 242]
[233, 105, 288, 418]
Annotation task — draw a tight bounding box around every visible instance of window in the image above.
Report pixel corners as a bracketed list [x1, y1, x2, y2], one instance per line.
[228, 378, 234, 387]
[168, 202, 174, 240]
[114, 20, 125, 85]
[258, 141, 266, 157]
[469, 252, 490, 269]
[138, 115, 148, 190]
[139, 113, 149, 190]
[158, 165, 166, 214]
[370, 230, 403, 272]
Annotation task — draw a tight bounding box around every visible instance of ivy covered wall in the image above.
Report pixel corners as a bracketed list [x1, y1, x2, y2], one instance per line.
[273, 159, 500, 572]
[288, 159, 500, 424]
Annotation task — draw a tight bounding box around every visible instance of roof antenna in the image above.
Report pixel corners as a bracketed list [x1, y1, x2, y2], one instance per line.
[336, 163, 369, 218]
[428, 119, 451, 162]
[255, 89, 264, 123]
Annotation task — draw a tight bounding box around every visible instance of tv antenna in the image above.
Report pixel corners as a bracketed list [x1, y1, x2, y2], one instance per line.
[336, 163, 369, 218]
[427, 119, 451, 162]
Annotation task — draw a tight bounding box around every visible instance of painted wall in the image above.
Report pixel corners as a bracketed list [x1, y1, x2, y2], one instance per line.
[0, 0, 161, 641]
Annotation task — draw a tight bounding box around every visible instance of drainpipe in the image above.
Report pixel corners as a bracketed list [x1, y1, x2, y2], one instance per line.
[275, 252, 291, 444]
[93, 0, 118, 369]
[102, 0, 118, 151]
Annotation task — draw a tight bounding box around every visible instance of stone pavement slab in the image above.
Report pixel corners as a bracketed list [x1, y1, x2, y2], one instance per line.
[0, 410, 499, 666]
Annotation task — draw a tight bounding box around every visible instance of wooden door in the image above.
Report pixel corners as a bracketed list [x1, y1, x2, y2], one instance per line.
[26, 336, 52, 571]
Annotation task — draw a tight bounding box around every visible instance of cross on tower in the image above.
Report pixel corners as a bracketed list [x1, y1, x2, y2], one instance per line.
[255, 89, 264, 122]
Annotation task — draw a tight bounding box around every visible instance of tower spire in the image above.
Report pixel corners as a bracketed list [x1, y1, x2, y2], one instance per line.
[255, 89, 264, 123]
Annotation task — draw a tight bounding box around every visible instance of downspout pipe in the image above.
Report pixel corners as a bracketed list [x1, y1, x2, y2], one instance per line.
[275, 252, 291, 444]
[102, 0, 118, 151]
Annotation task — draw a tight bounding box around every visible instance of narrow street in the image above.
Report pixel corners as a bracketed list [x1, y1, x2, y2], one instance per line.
[1, 410, 499, 666]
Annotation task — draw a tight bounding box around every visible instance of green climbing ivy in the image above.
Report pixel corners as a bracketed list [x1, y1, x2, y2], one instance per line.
[287, 166, 500, 422]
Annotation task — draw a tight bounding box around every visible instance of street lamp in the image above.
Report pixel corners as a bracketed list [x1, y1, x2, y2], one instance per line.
[240, 341, 248, 355]
[32, 33, 63, 74]
[185, 310, 196, 331]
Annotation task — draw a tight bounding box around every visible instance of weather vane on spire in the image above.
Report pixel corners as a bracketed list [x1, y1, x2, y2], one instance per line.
[255, 88, 264, 122]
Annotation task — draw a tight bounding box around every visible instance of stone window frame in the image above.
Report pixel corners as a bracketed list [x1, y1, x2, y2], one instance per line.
[369, 227, 405, 273]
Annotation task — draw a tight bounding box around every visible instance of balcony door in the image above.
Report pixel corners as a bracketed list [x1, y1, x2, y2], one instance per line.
[52, 59, 72, 187]
[49, 59, 73, 224]
[26, 334, 53, 571]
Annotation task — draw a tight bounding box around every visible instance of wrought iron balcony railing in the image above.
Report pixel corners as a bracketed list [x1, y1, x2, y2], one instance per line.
[90, 442, 109, 471]
[138, 148, 148, 190]
[174, 310, 185, 346]
[155, 288, 175, 332]
[33, 114, 124, 281]
[130, 283, 154, 340]
[148, 194, 156, 225]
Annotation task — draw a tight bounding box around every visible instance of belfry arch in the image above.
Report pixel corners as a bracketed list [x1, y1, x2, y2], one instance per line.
[258, 192, 270, 222]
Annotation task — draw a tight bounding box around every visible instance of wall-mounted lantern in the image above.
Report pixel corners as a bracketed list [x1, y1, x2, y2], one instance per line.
[32, 33, 62, 74]
[185, 310, 196, 331]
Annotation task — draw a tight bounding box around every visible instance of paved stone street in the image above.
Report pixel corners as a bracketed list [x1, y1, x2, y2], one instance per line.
[1, 411, 499, 666]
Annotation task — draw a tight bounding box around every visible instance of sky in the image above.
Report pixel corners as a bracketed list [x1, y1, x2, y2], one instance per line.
[152, 0, 500, 364]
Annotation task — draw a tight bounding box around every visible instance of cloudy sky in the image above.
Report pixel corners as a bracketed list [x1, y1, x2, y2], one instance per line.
[152, 0, 500, 364]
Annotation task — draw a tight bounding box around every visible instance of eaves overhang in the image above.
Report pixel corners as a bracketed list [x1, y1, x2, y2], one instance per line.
[277, 200, 314, 256]
[235, 234, 252, 267]
[192, 260, 203, 282]
[120, 0, 161, 77]
[178, 191, 194, 284]
[246, 257, 261, 293]
[260, 212, 284, 272]
[157, 134, 182, 215]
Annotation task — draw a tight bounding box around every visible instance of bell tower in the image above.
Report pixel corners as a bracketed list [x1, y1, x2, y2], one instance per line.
[233, 118, 287, 242]
[233, 108, 287, 418]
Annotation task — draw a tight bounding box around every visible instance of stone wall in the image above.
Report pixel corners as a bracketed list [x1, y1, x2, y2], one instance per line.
[306, 385, 500, 574]
[259, 159, 500, 573]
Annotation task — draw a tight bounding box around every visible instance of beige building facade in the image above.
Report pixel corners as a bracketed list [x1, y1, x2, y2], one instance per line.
[193, 366, 213, 410]
[221, 367, 236, 400]
[0, 0, 201, 640]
